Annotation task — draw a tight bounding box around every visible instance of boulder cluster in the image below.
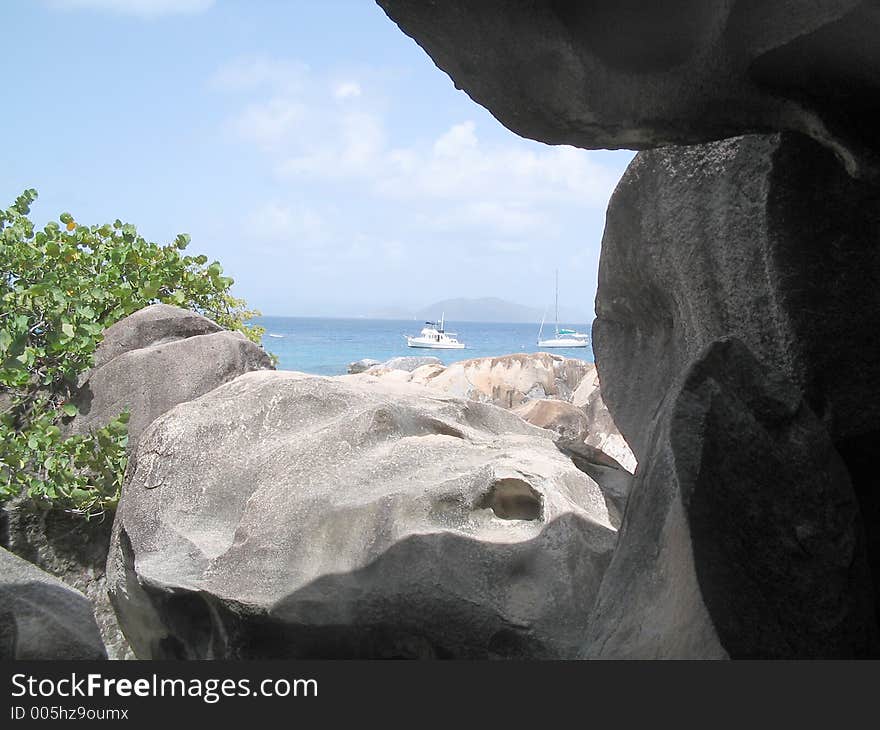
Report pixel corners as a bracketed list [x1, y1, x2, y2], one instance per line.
[6, 2, 880, 658]
[378, 0, 880, 656]
[3, 305, 631, 660]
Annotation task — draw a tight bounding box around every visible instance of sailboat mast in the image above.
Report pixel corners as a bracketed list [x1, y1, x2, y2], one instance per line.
[555, 269, 559, 335]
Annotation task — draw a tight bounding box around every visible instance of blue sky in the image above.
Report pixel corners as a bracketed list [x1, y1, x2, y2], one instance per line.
[2, 0, 635, 318]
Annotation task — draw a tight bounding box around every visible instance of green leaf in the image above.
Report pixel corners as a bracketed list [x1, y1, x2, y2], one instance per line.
[61, 403, 78, 417]
[61, 322, 76, 339]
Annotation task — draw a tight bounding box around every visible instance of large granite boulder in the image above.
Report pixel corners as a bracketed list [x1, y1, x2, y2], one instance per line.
[0, 547, 107, 660]
[91, 303, 222, 370]
[377, 1, 880, 178]
[67, 305, 274, 455]
[585, 338, 876, 658]
[108, 370, 617, 659]
[594, 133, 880, 616]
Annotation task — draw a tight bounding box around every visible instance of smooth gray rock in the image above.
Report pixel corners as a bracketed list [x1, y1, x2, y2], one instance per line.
[69, 323, 273, 456]
[585, 338, 876, 659]
[108, 370, 617, 659]
[0, 547, 107, 660]
[377, 0, 880, 178]
[91, 303, 222, 370]
[594, 133, 880, 617]
[347, 358, 381, 374]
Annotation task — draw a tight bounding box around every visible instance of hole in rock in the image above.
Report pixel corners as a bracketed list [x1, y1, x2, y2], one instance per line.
[478, 478, 543, 521]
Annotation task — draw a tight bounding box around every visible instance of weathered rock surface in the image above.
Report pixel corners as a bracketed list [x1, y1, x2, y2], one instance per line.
[363, 352, 592, 409]
[347, 358, 381, 374]
[570, 365, 636, 473]
[108, 370, 617, 659]
[378, 0, 880, 178]
[0, 546, 107, 660]
[91, 303, 222, 370]
[513, 399, 589, 441]
[2, 504, 131, 659]
[554, 439, 631, 530]
[585, 338, 876, 658]
[358, 353, 633, 473]
[594, 133, 880, 618]
[68, 306, 273, 455]
[370, 356, 442, 372]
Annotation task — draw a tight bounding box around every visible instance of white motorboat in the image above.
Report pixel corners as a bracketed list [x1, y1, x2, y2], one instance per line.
[537, 271, 589, 348]
[405, 313, 466, 349]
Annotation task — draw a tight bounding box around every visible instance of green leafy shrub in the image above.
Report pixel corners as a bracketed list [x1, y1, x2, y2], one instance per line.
[0, 189, 264, 517]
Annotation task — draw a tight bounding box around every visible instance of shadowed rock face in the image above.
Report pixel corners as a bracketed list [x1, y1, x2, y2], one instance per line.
[2, 506, 129, 659]
[595, 133, 880, 457]
[593, 133, 880, 629]
[377, 1, 880, 657]
[0, 547, 107, 660]
[377, 0, 880, 178]
[585, 338, 876, 658]
[108, 371, 617, 659]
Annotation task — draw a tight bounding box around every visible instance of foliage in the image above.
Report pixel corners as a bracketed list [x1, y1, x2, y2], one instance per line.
[0, 189, 264, 516]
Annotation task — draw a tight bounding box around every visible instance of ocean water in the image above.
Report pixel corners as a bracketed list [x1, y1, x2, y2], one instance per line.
[255, 316, 594, 375]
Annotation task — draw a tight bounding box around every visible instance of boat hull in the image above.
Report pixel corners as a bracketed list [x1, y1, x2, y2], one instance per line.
[537, 338, 589, 348]
[406, 338, 465, 349]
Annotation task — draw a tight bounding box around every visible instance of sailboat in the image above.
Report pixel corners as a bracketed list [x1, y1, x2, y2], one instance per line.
[537, 271, 589, 348]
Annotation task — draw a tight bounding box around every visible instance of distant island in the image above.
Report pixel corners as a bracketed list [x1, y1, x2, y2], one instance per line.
[367, 297, 590, 324]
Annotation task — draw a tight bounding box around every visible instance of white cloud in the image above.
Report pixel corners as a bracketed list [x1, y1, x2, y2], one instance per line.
[244, 202, 324, 249]
[213, 55, 630, 301]
[334, 81, 362, 100]
[231, 99, 304, 149]
[210, 57, 309, 94]
[433, 121, 477, 157]
[47, 0, 214, 17]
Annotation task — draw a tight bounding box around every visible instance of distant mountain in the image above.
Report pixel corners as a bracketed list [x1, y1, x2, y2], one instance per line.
[369, 297, 589, 324]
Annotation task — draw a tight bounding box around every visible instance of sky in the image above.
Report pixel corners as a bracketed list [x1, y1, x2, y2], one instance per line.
[1, 0, 635, 319]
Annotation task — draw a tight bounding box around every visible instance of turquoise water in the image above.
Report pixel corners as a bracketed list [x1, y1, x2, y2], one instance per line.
[255, 316, 594, 375]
